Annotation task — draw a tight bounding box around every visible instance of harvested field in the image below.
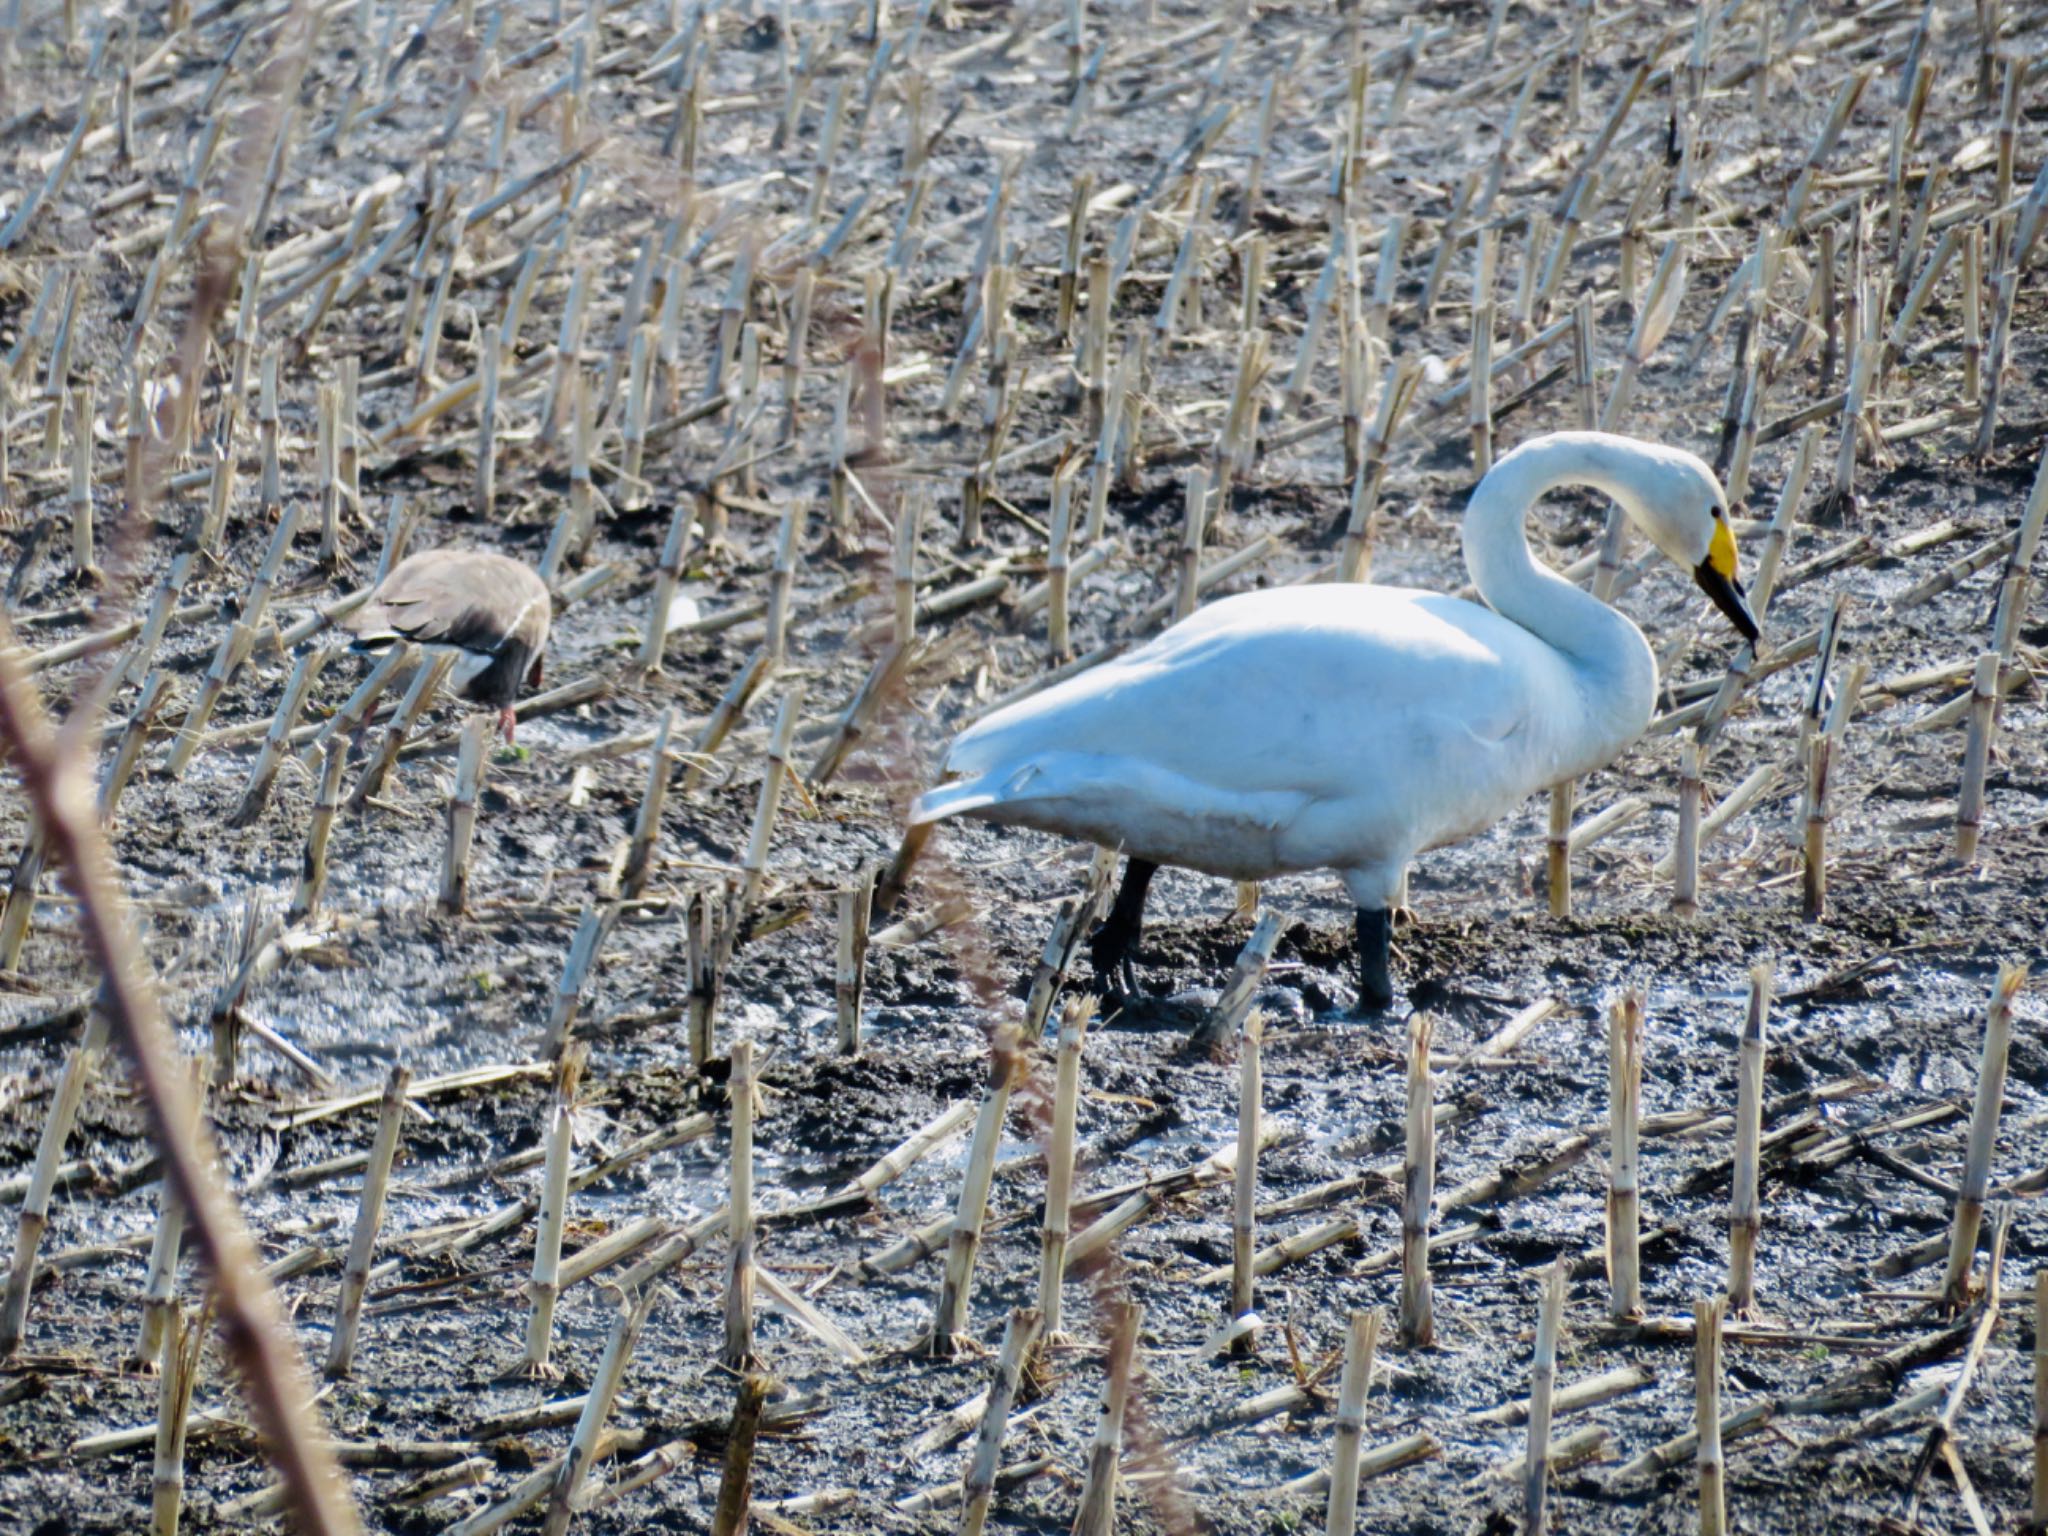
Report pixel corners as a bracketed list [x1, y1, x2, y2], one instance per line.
[0, 1, 2047, 1533]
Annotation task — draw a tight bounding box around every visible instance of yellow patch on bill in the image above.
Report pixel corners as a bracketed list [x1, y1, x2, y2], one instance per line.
[1708, 518, 1738, 580]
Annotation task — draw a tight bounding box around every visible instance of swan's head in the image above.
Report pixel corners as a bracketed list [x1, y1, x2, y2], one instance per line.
[1612, 445, 1761, 646]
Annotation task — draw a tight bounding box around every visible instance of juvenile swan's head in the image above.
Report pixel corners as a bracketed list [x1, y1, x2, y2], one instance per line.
[1613, 443, 1760, 645]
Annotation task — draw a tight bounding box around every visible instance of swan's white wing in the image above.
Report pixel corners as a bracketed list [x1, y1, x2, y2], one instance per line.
[917, 585, 1576, 875]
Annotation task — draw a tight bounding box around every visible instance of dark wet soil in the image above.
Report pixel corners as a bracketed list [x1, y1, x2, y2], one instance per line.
[1, 1, 2047, 1533]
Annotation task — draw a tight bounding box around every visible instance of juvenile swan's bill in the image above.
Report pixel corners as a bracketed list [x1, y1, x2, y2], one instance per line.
[892, 432, 1760, 1011]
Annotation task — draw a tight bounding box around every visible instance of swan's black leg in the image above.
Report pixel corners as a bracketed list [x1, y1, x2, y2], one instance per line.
[1355, 907, 1395, 1012]
[1089, 857, 1158, 995]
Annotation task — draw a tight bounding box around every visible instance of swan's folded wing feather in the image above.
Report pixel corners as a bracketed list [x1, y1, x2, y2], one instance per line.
[912, 748, 1309, 863]
[943, 587, 1546, 805]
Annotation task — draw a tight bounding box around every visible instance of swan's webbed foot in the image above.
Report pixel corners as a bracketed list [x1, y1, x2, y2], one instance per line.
[1088, 857, 1157, 997]
[1355, 907, 1395, 1013]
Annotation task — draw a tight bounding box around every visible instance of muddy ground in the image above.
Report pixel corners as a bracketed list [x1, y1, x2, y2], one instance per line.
[1, 0, 2047, 1532]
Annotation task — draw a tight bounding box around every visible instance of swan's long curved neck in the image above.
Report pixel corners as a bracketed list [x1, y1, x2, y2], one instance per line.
[1461, 434, 1659, 764]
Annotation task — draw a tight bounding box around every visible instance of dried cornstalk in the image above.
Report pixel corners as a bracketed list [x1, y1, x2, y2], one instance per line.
[1567, 796, 1647, 854]
[1953, 651, 2000, 866]
[684, 650, 773, 793]
[1825, 329, 1878, 523]
[0, 1018, 108, 1354]
[439, 716, 490, 914]
[1340, 356, 1419, 583]
[1606, 992, 1644, 1322]
[893, 487, 922, 646]
[1026, 868, 1108, 1034]
[1470, 228, 1497, 473]
[67, 383, 95, 578]
[1660, 765, 1781, 878]
[2036, 1269, 2047, 1530]
[121, 541, 201, 687]
[229, 648, 328, 816]
[1084, 342, 1140, 541]
[346, 651, 457, 811]
[1697, 1297, 1726, 1536]
[137, 1058, 208, 1368]
[0, 819, 49, 974]
[540, 1285, 657, 1536]
[1961, 227, 1983, 401]
[1728, 966, 1770, 1313]
[763, 504, 802, 667]
[1046, 457, 1076, 660]
[739, 684, 804, 910]
[539, 375, 593, 583]
[0, 78, 361, 1518]
[1747, 425, 1820, 618]
[811, 1103, 972, 1215]
[301, 641, 412, 766]
[1893, 529, 2022, 614]
[1217, 325, 1268, 497]
[1601, 235, 1686, 434]
[1326, 1309, 1383, 1536]
[620, 328, 652, 506]
[1672, 743, 1701, 915]
[100, 671, 175, 823]
[524, 1050, 585, 1374]
[1037, 998, 1090, 1338]
[288, 742, 350, 923]
[1546, 779, 1573, 917]
[1281, 240, 1339, 419]
[621, 710, 675, 899]
[1, 375, 15, 509]
[933, 1025, 1021, 1353]
[1570, 293, 1597, 427]
[781, 267, 815, 438]
[150, 1301, 205, 1536]
[807, 640, 914, 789]
[684, 885, 738, 1070]
[959, 1306, 1043, 1536]
[1080, 256, 1110, 438]
[1523, 1261, 1566, 1536]
[708, 1373, 772, 1536]
[1991, 454, 2048, 661]
[724, 1037, 758, 1368]
[1153, 180, 1213, 357]
[1400, 1010, 1435, 1347]
[314, 383, 340, 564]
[1724, 336, 1774, 511]
[1879, 226, 1957, 386]
[1057, 172, 1092, 336]
[1939, 965, 2024, 1313]
[1778, 68, 1873, 234]
[1802, 657, 1866, 921]
[1193, 908, 1283, 1054]
[1975, 159, 2048, 456]
[324, 1063, 410, 1378]
[835, 867, 874, 1055]
[1073, 1301, 1140, 1536]
[637, 503, 697, 673]
[1230, 1010, 1266, 1352]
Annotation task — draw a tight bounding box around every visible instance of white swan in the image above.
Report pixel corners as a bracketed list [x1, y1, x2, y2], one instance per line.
[892, 432, 1759, 1009]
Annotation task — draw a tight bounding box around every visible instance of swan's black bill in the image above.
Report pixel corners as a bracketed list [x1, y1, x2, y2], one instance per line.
[1694, 559, 1761, 645]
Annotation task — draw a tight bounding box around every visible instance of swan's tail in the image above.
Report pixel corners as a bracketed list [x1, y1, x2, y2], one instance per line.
[908, 773, 1005, 826]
